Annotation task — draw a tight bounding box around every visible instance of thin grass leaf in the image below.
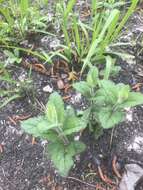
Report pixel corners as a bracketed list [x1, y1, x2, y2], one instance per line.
[111, 0, 139, 40]
[0, 94, 21, 109]
[91, 0, 97, 16]
[82, 9, 120, 73]
[99, 9, 120, 53]
[20, 0, 29, 16]
[73, 15, 81, 56]
[0, 8, 14, 27]
[104, 56, 113, 80]
[0, 45, 52, 63]
[64, 0, 76, 20]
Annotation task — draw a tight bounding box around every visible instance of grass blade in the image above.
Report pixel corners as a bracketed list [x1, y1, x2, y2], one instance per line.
[111, 0, 139, 40]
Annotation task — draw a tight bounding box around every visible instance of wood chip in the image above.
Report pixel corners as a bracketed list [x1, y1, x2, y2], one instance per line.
[57, 79, 65, 89]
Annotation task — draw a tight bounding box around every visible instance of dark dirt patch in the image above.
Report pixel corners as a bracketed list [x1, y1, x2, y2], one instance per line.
[0, 9, 143, 190]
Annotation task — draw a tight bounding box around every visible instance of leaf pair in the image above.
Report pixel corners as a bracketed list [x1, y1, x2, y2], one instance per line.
[73, 66, 143, 130]
[48, 141, 85, 177]
[73, 66, 99, 97]
[21, 92, 86, 176]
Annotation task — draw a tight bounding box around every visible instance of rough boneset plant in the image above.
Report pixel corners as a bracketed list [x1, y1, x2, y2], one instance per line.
[73, 65, 143, 137]
[20, 62, 143, 177]
[21, 92, 88, 177]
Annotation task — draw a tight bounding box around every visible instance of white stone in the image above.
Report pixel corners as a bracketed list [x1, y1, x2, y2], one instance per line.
[43, 85, 53, 93]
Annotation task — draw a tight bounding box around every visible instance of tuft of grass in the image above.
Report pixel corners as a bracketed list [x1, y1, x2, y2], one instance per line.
[55, 0, 139, 73]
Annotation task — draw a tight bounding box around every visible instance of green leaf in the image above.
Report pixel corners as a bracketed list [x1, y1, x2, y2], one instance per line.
[41, 131, 59, 142]
[86, 66, 99, 87]
[48, 141, 85, 177]
[63, 107, 88, 135]
[97, 108, 125, 129]
[93, 89, 107, 105]
[37, 119, 58, 132]
[20, 0, 29, 16]
[117, 84, 130, 104]
[63, 107, 80, 135]
[64, 0, 76, 19]
[81, 9, 120, 72]
[99, 80, 118, 104]
[0, 94, 21, 109]
[46, 92, 65, 124]
[68, 141, 86, 156]
[120, 92, 143, 108]
[0, 8, 14, 26]
[104, 56, 113, 80]
[21, 116, 60, 141]
[21, 116, 45, 137]
[48, 142, 73, 177]
[79, 108, 91, 128]
[73, 81, 91, 97]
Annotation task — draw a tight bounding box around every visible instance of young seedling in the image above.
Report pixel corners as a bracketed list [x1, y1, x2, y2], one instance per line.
[0, 73, 33, 110]
[73, 65, 143, 137]
[4, 49, 22, 65]
[21, 92, 87, 176]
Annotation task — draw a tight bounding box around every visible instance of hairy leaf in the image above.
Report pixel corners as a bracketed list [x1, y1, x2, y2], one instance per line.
[63, 107, 89, 135]
[48, 141, 85, 176]
[73, 81, 91, 97]
[21, 116, 45, 137]
[86, 66, 99, 87]
[97, 108, 125, 129]
[46, 92, 65, 124]
[63, 107, 80, 135]
[97, 80, 117, 104]
[117, 84, 130, 103]
[120, 92, 143, 108]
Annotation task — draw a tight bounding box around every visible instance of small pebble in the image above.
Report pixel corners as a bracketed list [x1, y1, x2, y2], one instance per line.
[43, 85, 53, 93]
[61, 74, 68, 79]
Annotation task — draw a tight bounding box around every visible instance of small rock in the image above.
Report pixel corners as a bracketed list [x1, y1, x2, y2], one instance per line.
[71, 93, 82, 104]
[49, 38, 60, 50]
[61, 74, 68, 79]
[47, 13, 54, 22]
[75, 155, 80, 162]
[127, 136, 143, 154]
[125, 108, 133, 122]
[57, 79, 65, 90]
[18, 74, 26, 82]
[41, 36, 60, 50]
[119, 164, 143, 190]
[43, 85, 53, 93]
[20, 40, 29, 47]
[74, 135, 80, 141]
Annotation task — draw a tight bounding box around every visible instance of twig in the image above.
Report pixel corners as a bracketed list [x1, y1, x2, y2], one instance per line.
[35, 98, 45, 112]
[112, 156, 122, 179]
[62, 95, 71, 100]
[8, 116, 17, 125]
[14, 114, 31, 121]
[67, 176, 97, 188]
[32, 137, 36, 145]
[98, 166, 116, 185]
[64, 84, 72, 93]
[110, 128, 115, 150]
